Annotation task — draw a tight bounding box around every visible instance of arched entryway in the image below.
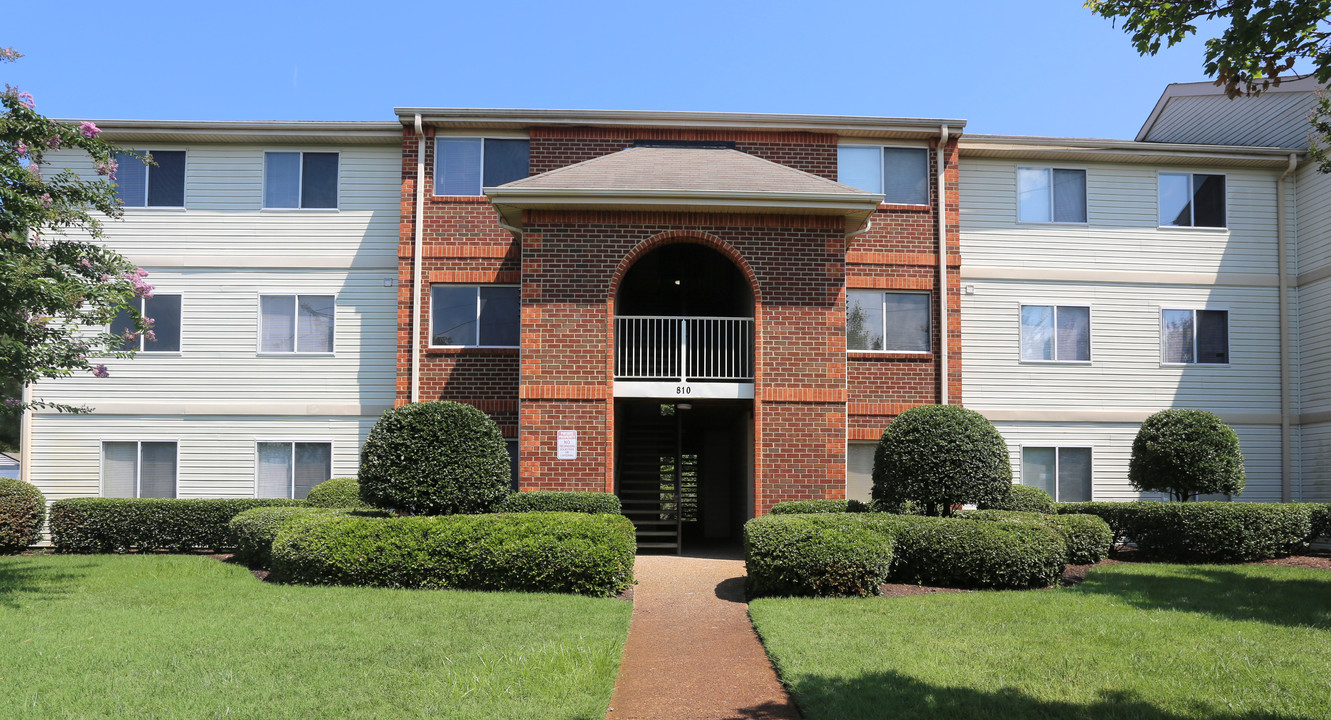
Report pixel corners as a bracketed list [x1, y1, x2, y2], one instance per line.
[612, 241, 757, 553]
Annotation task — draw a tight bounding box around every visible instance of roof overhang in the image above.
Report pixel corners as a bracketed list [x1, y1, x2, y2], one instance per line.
[61, 119, 403, 145]
[960, 134, 1301, 168]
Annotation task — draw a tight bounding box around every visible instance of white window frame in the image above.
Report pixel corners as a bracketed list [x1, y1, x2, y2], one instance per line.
[433, 136, 531, 197]
[1157, 171, 1228, 230]
[99, 439, 180, 498]
[845, 289, 932, 354]
[1019, 444, 1093, 503]
[256, 293, 337, 356]
[1018, 302, 1092, 365]
[261, 150, 341, 210]
[1159, 306, 1231, 367]
[836, 141, 932, 206]
[428, 284, 521, 349]
[1016, 166, 1088, 225]
[114, 293, 184, 354]
[115, 148, 188, 210]
[253, 440, 334, 499]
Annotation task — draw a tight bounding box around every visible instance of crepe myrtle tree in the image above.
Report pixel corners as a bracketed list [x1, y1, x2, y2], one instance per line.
[1, 47, 154, 415]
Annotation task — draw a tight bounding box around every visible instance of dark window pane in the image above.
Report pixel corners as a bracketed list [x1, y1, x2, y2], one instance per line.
[114, 151, 147, 206]
[264, 152, 301, 208]
[1022, 448, 1057, 498]
[293, 443, 332, 500]
[139, 442, 177, 498]
[1159, 173, 1192, 226]
[146, 151, 185, 207]
[506, 440, 519, 492]
[1057, 448, 1092, 502]
[882, 292, 930, 352]
[436, 138, 482, 195]
[846, 291, 884, 351]
[1055, 306, 1090, 361]
[301, 153, 338, 208]
[1197, 310, 1229, 363]
[297, 295, 335, 353]
[1052, 169, 1086, 223]
[143, 294, 181, 352]
[1192, 174, 1225, 228]
[882, 148, 928, 205]
[482, 139, 529, 188]
[431, 286, 477, 345]
[478, 286, 520, 346]
[110, 301, 140, 351]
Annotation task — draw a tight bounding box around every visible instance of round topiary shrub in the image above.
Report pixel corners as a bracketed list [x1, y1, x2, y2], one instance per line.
[0, 478, 45, 554]
[980, 484, 1056, 514]
[1129, 409, 1245, 501]
[873, 405, 1011, 516]
[358, 401, 512, 515]
[306, 478, 371, 509]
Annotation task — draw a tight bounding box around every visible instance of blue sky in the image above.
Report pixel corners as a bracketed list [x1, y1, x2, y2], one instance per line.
[7, 0, 1233, 139]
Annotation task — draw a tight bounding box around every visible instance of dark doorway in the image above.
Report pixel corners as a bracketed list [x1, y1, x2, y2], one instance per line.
[617, 244, 753, 318]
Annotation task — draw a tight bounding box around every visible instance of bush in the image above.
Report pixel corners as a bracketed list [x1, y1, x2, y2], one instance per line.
[1055, 502, 1136, 546]
[873, 405, 1011, 516]
[769, 499, 871, 515]
[229, 507, 352, 568]
[1129, 409, 1246, 501]
[745, 514, 897, 597]
[495, 491, 621, 514]
[306, 478, 371, 509]
[359, 401, 512, 514]
[887, 514, 1066, 589]
[1303, 504, 1331, 542]
[0, 478, 45, 553]
[1059, 501, 1311, 562]
[954, 509, 1112, 566]
[980, 484, 1055, 514]
[49, 498, 305, 553]
[270, 511, 635, 597]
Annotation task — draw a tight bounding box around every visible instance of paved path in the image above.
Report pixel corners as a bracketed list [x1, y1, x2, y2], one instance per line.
[605, 553, 802, 720]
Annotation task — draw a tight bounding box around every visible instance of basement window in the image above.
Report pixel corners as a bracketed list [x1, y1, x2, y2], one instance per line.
[256, 442, 333, 499]
[1021, 446, 1092, 502]
[102, 441, 178, 498]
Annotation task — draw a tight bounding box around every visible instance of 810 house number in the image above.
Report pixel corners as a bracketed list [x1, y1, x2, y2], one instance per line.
[676, 385, 693, 395]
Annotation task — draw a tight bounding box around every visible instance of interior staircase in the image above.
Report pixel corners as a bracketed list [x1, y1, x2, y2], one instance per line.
[617, 408, 683, 553]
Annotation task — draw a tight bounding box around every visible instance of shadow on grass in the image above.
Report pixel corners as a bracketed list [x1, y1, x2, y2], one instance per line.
[0, 557, 92, 610]
[720, 699, 801, 719]
[1074, 566, 1331, 629]
[769, 669, 1319, 720]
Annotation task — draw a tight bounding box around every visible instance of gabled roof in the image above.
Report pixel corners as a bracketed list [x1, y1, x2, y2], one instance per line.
[1136, 76, 1320, 147]
[486, 146, 885, 232]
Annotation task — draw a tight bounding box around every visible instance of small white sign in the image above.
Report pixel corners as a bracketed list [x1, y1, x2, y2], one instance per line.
[556, 430, 578, 460]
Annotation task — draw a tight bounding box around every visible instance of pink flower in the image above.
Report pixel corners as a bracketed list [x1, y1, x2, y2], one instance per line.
[92, 364, 109, 378]
[144, 330, 157, 342]
[0, 48, 21, 62]
[40, 192, 52, 207]
[96, 160, 117, 177]
[45, 135, 60, 149]
[78, 121, 100, 138]
[125, 268, 154, 299]
[14, 142, 27, 157]
[17, 91, 34, 109]
[78, 258, 92, 269]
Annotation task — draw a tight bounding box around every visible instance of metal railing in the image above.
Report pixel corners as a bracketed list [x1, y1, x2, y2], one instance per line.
[615, 316, 754, 381]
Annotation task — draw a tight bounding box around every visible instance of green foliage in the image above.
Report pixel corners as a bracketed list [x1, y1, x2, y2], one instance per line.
[2, 48, 155, 412]
[979, 484, 1056, 514]
[872, 405, 1011, 516]
[48, 498, 305, 553]
[887, 514, 1067, 589]
[1298, 503, 1331, 541]
[1055, 502, 1137, 546]
[744, 514, 897, 597]
[0, 477, 44, 552]
[270, 511, 636, 597]
[358, 401, 512, 515]
[1059, 500, 1312, 561]
[1129, 409, 1246, 501]
[494, 491, 621, 514]
[954, 509, 1112, 565]
[228, 507, 352, 569]
[769, 499, 871, 515]
[305, 477, 371, 509]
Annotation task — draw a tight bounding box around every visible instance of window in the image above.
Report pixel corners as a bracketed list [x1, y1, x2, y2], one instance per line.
[102, 441, 177, 498]
[110, 294, 182, 352]
[1162, 309, 1228, 364]
[846, 442, 876, 502]
[430, 285, 520, 347]
[837, 146, 929, 205]
[1020, 304, 1090, 362]
[505, 439, 519, 492]
[113, 150, 185, 207]
[1018, 167, 1086, 223]
[1022, 446, 1091, 502]
[1159, 173, 1225, 228]
[256, 442, 332, 499]
[264, 152, 338, 208]
[259, 295, 335, 354]
[847, 291, 930, 352]
[435, 138, 530, 196]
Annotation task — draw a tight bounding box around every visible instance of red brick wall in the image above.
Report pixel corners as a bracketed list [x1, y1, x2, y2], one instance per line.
[530, 127, 838, 179]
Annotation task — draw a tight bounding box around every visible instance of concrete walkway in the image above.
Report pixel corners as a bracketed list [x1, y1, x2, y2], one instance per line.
[605, 553, 802, 720]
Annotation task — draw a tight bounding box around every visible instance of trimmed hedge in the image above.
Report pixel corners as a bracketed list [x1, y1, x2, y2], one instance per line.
[888, 514, 1066, 590]
[305, 478, 371, 509]
[1304, 504, 1331, 542]
[954, 509, 1112, 565]
[745, 514, 897, 597]
[495, 491, 621, 514]
[1057, 501, 1312, 562]
[980, 484, 1056, 514]
[49, 498, 306, 553]
[769, 499, 871, 515]
[0, 478, 45, 553]
[270, 511, 635, 597]
[1055, 502, 1137, 546]
[229, 507, 349, 568]
[873, 405, 1011, 516]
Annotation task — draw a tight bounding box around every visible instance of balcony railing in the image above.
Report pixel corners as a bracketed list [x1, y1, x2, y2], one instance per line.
[615, 316, 754, 382]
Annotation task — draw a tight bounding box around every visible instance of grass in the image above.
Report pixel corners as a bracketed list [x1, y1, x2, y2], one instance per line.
[0, 553, 631, 719]
[749, 563, 1331, 720]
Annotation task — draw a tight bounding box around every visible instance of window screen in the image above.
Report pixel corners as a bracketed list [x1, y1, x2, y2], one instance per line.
[114, 150, 185, 207]
[846, 443, 876, 502]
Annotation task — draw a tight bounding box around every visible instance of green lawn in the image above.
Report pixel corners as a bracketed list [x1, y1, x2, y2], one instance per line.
[0, 554, 631, 719]
[750, 563, 1331, 720]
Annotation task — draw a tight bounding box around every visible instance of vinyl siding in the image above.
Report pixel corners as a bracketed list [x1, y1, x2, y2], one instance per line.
[1298, 421, 1331, 501]
[1142, 92, 1315, 148]
[1296, 164, 1331, 273]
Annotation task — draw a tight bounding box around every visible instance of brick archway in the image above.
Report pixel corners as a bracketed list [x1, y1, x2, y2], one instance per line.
[609, 230, 762, 304]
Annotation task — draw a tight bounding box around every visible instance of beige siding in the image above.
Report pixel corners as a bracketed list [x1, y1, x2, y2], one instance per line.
[1295, 164, 1331, 273]
[1143, 92, 1315, 148]
[1298, 421, 1331, 501]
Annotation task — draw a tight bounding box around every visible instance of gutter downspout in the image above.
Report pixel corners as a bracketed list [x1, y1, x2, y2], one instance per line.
[19, 384, 31, 485]
[410, 114, 425, 404]
[844, 218, 873, 242]
[937, 125, 950, 405]
[1278, 152, 1297, 501]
